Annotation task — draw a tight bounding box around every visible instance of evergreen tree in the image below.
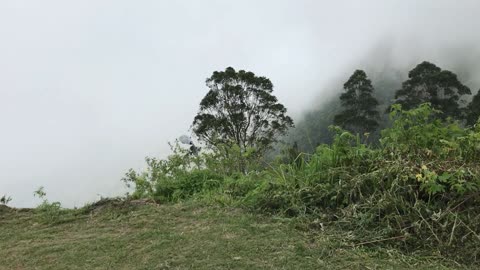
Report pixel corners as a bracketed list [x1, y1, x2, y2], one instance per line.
[466, 89, 480, 126]
[393, 61, 471, 119]
[334, 70, 379, 134]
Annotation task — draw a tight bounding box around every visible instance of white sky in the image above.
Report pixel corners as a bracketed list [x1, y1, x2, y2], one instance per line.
[1, 0, 479, 207]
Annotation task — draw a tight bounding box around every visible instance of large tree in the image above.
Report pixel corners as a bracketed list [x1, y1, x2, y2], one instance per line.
[466, 89, 480, 126]
[192, 67, 294, 155]
[393, 61, 471, 119]
[334, 70, 379, 134]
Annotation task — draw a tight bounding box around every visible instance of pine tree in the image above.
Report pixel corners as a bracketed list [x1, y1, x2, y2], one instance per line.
[334, 70, 379, 134]
[393, 61, 471, 119]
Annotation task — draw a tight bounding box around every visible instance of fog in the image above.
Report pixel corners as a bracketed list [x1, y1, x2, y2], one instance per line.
[1, 1, 479, 207]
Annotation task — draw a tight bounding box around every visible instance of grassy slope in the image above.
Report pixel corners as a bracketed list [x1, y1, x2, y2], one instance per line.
[0, 202, 465, 270]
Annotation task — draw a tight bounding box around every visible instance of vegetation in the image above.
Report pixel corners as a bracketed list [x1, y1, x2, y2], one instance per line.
[192, 67, 294, 172]
[292, 61, 476, 149]
[393, 61, 471, 120]
[119, 64, 480, 267]
[3, 63, 480, 268]
[288, 97, 342, 152]
[466, 89, 480, 126]
[0, 194, 12, 205]
[0, 201, 465, 269]
[122, 102, 480, 266]
[33, 186, 64, 224]
[334, 70, 379, 135]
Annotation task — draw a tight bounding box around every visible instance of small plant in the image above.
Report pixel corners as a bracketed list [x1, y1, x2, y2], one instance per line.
[34, 187, 63, 224]
[33, 186, 47, 199]
[0, 195, 12, 205]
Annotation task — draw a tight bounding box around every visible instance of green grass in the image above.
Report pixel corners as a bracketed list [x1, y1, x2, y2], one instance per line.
[0, 202, 466, 270]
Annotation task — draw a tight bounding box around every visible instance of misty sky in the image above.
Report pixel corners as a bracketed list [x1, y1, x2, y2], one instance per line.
[1, 1, 479, 207]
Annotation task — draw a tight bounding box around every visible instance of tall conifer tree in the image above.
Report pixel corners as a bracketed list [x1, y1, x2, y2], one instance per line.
[334, 70, 379, 134]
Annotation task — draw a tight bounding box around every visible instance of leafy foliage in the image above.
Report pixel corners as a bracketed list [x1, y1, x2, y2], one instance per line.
[122, 142, 264, 203]
[393, 61, 471, 119]
[33, 187, 63, 224]
[334, 70, 380, 135]
[192, 67, 294, 161]
[127, 103, 480, 264]
[254, 104, 480, 263]
[288, 67, 402, 152]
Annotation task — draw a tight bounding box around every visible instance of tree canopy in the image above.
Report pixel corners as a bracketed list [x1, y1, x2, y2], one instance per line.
[334, 70, 379, 134]
[192, 67, 293, 155]
[466, 89, 480, 126]
[393, 61, 471, 119]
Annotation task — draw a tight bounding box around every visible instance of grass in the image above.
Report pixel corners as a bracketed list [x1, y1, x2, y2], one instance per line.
[0, 201, 467, 270]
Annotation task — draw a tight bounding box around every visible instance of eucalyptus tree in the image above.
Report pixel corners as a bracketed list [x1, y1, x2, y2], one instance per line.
[192, 67, 294, 158]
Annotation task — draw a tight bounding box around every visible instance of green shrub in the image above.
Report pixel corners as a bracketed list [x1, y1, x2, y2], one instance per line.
[123, 142, 229, 203]
[242, 104, 480, 263]
[124, 103, 480, 263]
[33, 187, 64, 224]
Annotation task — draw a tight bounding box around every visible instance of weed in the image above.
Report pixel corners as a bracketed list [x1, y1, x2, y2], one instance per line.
[33, 187, 64, 224]
[0, 195, 12, 205]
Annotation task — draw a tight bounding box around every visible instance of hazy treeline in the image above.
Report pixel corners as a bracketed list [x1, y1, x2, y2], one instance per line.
[289, 47, 480, 152]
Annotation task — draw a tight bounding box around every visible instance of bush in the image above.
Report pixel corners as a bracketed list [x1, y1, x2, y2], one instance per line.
[124, 103, 480, 263]
[33, 187, 64, 224]
[248, 104, 480, 263]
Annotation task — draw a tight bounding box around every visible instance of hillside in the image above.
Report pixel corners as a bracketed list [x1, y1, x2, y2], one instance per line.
[0, 201, 465, 270]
